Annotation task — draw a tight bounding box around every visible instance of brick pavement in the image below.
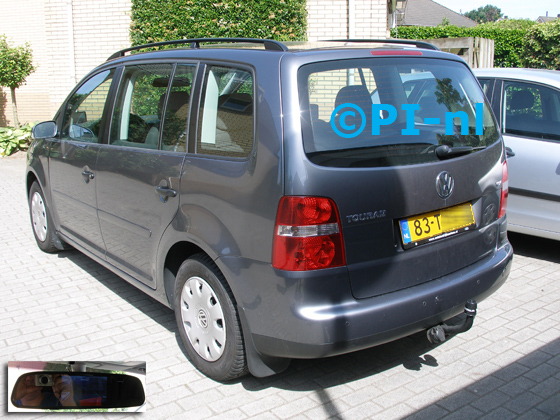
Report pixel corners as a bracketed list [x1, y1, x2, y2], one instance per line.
[1, 154, 559, 419]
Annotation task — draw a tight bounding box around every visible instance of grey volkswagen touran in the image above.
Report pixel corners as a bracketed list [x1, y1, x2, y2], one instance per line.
[27, 38, 513, 380]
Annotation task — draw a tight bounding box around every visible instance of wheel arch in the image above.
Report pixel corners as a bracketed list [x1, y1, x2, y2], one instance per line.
[162, 241, 212, 310]
[26, 170, 39, 195]
[161, 238, 291, 378]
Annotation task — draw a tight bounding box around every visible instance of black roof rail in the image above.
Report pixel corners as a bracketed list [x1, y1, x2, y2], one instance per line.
[325, 39, 440, 51]
[107, 38, 289, 61]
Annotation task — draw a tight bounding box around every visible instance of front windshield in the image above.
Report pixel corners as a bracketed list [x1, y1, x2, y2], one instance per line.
[298, 57, 500, 167]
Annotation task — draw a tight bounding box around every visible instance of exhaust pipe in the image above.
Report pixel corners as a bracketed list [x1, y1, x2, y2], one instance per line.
[427, 300, 477, 344]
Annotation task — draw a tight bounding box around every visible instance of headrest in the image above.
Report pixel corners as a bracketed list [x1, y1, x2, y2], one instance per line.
[335, 85, 372, 112]
[510, 90, 535, 110]
[159, 91, 190, 114]
[152, 77, 190, 88]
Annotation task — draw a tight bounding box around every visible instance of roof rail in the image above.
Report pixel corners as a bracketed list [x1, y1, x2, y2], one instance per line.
[326, 39, 440, 51]
[107, 38, 289, 61]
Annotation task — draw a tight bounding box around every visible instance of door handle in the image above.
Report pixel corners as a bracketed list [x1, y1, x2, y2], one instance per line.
[505, 147, 515, 158]
[81, 170, 95, 183]
[155, 186, 177, 199]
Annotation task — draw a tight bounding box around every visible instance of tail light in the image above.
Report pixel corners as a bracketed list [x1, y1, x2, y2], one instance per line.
[498, 160, 508, 219]
[272, 196, 346, 271]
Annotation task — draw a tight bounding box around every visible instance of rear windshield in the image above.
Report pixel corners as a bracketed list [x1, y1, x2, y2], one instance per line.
[298, 57, 500, 167]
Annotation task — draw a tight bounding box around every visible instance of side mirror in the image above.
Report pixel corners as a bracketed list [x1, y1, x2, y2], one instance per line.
[10, 372, 145, 410]
[32, 121, 57, 139]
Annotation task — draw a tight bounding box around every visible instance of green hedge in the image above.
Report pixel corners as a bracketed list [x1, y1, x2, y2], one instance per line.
[130, 0, 308, 46]
[391, 23, 529, 67]
[522, 20, 560, 69]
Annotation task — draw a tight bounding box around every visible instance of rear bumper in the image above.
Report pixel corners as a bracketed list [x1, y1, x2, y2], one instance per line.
[229, 241, 513, 360]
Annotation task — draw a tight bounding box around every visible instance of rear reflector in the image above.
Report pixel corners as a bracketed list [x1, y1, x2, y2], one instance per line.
[272, 197, 346, 271]
[498, 160, 508, 219]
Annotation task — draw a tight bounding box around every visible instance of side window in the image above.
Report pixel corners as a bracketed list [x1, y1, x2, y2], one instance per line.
[110, 64, 174, 149]
[197, 65, 254, 158]
[61, 69, 114, 142]
[162, 64, 196, 152]
[503, 81, 560, 141]
[477, 78, 492, 101]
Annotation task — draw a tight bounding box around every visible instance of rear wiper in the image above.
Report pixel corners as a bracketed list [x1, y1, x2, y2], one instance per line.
[435, 145, 474, 160]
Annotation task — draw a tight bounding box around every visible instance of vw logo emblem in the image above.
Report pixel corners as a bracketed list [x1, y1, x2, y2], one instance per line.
[198, 309, 209, 329]
[436, 171, 454, 199]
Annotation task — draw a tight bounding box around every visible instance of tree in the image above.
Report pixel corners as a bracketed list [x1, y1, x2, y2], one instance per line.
[0, 35, 36, 128]
[464, 5, 503, 24]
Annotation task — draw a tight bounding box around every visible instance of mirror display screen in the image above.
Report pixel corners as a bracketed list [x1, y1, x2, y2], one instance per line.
[11, 372, 144, 410]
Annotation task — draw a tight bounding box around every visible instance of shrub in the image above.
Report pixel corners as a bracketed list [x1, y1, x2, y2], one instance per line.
[130, 0, 308, 46]
[0, 122, 33, 156]
[391, 22, 532, 68]
[522, 20, 560, 69]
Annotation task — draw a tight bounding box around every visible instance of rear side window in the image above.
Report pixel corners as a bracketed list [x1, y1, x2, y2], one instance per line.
[61, 69, 114, 142]
[503, 81, 560, 142]
[298, 58, 500, 167]
[196, 65, 254, 158]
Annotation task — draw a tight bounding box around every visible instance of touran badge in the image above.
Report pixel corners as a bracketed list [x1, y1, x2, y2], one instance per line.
[436, 171, 454, 198]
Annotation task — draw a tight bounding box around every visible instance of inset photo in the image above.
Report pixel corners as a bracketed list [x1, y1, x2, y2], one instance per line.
[8, 361, 146, 413]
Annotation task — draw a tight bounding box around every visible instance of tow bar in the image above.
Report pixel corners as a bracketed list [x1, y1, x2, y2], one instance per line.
[427, 300, 477, 344]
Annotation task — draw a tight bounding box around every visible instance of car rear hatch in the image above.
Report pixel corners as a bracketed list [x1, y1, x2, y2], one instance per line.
[289, 54, 506, 299]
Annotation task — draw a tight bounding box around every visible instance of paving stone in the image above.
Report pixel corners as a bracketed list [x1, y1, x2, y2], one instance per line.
[470, 389, 511, 413]
[504, 391, 545, 415]
[436, 389, 478, 412]
[530, 376, 560, 399]
[516, 408, 556, 420]
[499, 375, 538, 398]
[402, 404, 449, 420]
[439, 405, 485, 420]
[535, 392, 560, 418]
[478, 407, 517, 420]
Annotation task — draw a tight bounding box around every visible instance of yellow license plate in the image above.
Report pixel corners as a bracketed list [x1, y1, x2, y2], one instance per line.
[400, 203, 475, 248]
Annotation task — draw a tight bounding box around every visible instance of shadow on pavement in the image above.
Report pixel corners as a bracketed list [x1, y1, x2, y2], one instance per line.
[241, 329, 442, 392]
[508, 232, 560, 264]
[402, 338, 560, 419]
[57, 249, 177, 333]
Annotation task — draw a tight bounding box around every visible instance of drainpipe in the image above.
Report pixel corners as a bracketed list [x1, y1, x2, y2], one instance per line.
[67, 0, 76, 84]
[348, 0, 355, 39]
[391, 0, 398, 38]
[348, 0, 355, 85]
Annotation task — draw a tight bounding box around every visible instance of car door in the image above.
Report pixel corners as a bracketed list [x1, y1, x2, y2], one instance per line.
[48, 69, 116, 257]
[499, 79, 560, 238]
[95, 63, 197, 286]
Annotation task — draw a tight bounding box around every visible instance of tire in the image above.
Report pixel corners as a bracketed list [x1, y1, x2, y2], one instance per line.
[28, 181, 59, 253]
[174, 254, 247, 381]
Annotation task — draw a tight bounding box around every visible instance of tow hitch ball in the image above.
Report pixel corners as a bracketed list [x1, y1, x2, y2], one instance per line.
[427, 300, 477, 344]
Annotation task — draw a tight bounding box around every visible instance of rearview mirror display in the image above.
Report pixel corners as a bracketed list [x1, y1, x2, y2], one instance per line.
[11, 372, 144, 410]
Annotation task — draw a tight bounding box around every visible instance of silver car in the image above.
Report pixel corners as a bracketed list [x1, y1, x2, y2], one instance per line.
[474, 68, 560, 241]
